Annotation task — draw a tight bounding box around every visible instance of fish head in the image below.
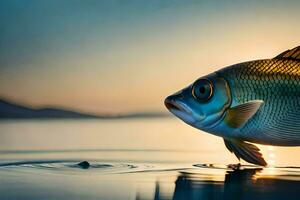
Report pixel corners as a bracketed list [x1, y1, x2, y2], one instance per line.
[164, 73, 231, 130]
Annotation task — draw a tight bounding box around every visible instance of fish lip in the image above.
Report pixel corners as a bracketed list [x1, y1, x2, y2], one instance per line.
[164, 100, 181, 111]
[164, 98, 192, 115]
[165, 98, 205, 125]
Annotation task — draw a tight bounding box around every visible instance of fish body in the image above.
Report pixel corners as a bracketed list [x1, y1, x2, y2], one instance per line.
[218, 58, 300, 146]
[165, 46, 300, 166]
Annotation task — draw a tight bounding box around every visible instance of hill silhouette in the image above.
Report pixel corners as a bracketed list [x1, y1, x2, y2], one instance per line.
[0, 99, 168, 119]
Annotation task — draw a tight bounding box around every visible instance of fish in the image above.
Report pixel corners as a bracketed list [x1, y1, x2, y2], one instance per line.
[164, 46, 300, 166]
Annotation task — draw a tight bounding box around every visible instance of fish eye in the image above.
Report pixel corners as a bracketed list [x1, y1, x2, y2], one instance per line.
[192, 78, 213, 102]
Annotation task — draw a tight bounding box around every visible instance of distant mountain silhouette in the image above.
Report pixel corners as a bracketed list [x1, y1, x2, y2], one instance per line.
[0, 99, 169, 119]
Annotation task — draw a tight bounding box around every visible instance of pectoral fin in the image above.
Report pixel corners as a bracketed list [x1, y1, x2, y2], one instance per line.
[224, 100, 263, 128]
[224, 139, 267, 166]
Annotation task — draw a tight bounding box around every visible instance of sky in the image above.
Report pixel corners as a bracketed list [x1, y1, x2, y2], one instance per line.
[0, 0, 299, 114]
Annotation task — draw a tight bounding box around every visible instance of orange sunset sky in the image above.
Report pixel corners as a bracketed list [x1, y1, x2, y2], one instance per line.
[0, 0, 299, 114]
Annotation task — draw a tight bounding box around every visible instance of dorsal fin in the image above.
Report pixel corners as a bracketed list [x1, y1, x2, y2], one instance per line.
[274, 46, 300, 60]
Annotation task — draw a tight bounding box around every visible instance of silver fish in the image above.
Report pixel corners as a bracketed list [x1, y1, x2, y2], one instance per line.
[165, 46, 300, 166]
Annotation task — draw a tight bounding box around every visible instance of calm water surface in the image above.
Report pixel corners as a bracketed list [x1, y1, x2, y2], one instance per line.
[1, 118, 300, 200]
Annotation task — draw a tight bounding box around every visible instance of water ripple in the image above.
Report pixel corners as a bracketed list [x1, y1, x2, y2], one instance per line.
[0, 160, 155, 175]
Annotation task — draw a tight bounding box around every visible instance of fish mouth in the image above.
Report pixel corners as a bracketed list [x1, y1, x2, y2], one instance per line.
[164, 96, 197, 124]
[164, 100, 181, 111]
[164, 96, 191, 114]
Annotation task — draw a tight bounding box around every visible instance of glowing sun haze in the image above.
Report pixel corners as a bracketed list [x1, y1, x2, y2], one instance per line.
[0, 0, 299, 114]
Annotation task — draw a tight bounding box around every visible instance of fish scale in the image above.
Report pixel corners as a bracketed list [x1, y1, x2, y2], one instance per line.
[218, 58, 300, 145]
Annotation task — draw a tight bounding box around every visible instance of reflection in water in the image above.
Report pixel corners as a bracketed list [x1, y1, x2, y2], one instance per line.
[147, 167, 300, 200]
[2, 120, 300, 200]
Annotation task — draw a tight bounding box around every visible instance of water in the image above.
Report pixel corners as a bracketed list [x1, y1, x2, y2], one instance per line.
[1, 118, 300, 200]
